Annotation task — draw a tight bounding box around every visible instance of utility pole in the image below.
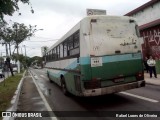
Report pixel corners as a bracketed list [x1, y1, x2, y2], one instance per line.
[23, 45, 27, 68]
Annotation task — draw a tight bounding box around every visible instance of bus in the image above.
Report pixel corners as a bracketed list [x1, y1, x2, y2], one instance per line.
[44, 15, 145, 96]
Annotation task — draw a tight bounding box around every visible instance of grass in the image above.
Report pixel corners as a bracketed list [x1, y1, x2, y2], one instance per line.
[0, 72, 24, 119]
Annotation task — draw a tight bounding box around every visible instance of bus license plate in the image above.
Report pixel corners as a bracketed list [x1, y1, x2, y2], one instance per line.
[114, 78, 124, 83]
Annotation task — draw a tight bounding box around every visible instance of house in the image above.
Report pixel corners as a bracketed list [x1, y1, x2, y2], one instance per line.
[125, 0, 160, 60]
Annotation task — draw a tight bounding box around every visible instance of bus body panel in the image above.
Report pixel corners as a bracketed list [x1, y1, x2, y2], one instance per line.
[45, 15, 145, 96]
[46, 58, 81, 95]
[80, 16, 141, 57]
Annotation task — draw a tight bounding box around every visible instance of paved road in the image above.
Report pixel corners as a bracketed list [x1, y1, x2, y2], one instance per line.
[30, 68, 160, 120]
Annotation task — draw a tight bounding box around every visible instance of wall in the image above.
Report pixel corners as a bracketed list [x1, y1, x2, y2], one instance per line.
[131, 1, 160, 25]
[141, 24, 160, 59]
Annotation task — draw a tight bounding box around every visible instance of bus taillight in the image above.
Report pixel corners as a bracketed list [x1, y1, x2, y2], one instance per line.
[136, 72, 144, 80]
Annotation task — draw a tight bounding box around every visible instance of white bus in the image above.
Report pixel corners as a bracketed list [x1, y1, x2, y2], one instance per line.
[44, 15, 145, 96]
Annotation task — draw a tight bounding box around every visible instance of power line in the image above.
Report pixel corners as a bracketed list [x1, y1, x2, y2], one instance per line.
[26, 39, 59, 42]
[33, 36, 54, 39]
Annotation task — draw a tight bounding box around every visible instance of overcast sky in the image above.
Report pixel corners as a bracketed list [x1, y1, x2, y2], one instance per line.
[0, 0, 150, 57]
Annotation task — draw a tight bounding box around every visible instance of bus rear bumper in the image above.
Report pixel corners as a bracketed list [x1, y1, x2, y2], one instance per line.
[83, 80, 145, 97]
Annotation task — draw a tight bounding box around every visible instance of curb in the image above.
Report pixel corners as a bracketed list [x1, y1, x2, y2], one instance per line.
[3, 70, 26, 120]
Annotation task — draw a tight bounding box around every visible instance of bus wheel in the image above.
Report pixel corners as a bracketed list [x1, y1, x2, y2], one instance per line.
[49, 78, 53, 83]
[62, 83, 67, 95]
[61, 78, 68, 95]
[47, 73, 53, 83]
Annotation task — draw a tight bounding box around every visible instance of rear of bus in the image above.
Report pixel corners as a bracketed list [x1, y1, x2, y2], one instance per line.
[80, 16, 145, 96]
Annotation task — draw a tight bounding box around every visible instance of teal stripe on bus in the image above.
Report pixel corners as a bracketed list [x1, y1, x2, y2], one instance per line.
[48, 53, 142, 78]
[80, 53, 142, 65]
[48, 60, 78, 78]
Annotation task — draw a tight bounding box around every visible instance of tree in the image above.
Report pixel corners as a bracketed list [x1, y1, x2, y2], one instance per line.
[0, 27, 14, 56]
[0, 27, 14, 76]
[1, 22, 40, 60]
[0, 0, 34, 42]
[11, 22, 37, 58]
[27, 56, 42, 67]
[0, 0, 34, 21]
[0, 22, 38, 75]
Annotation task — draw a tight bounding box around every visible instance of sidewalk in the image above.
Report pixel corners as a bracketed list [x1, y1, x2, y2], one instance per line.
[144, 73, 160, 86]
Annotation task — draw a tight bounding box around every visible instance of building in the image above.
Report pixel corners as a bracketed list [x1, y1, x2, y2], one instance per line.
[125, 0, 160, 60]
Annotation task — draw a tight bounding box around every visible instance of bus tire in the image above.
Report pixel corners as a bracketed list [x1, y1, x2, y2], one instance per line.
[47, 72, 53, 83]
[49, 78, 53, 83]
[61, 77, 68, 95]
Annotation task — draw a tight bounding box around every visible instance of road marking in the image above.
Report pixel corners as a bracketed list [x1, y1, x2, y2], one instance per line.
[34, 75, 39, 80]
[120, 92, 159, 103]
[29, 70, 58, 120]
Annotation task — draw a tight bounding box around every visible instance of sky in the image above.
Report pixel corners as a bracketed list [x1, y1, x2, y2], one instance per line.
[0, 0, 151, 57]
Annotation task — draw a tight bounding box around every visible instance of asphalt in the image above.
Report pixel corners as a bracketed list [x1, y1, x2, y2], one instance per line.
[3, 70, 160, 120]
[18, 70, 160, 111]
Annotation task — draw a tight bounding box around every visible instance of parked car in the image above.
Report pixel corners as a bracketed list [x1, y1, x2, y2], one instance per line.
[0, 68, 4, 78]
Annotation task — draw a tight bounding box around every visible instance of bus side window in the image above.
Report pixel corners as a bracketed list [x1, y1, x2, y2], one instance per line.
[63, 42, 68, 57]
[54, 47, 57, 60]
[69, 31, 80, 56]
[52, 49, 54, 61]
[50, 51, 52, 61]
[57, 46, 60, 59]
[68, 36, 73, 50]
[52, 49, 55, 61]
[67, 36, 73, 56]
[74, 32, 79, 48]
[60, 44, 63, 58]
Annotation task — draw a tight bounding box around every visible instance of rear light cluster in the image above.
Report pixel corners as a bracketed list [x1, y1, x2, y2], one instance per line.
[84, 80, 101, 89]
[136, 72, 144, 80]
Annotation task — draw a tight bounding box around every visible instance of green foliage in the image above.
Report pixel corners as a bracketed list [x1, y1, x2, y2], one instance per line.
[0, 0, 30, 21]
[9, 22, 37, 47]
[27, 56, 42, 66]
[0, 27, 13, 44]
[0, 0, 34, 46]
[1, 22, 37, 60]
[0, 57, 4, 62]
[12, 22, 30, 45]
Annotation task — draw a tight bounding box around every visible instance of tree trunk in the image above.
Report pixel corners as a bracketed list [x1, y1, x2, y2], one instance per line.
[16, 44, 20, 73]
[17, 44, 19, 60]
[8, 62, 14, 76]
[9, 43, 12, 56]
[5, 43, 9, 57]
